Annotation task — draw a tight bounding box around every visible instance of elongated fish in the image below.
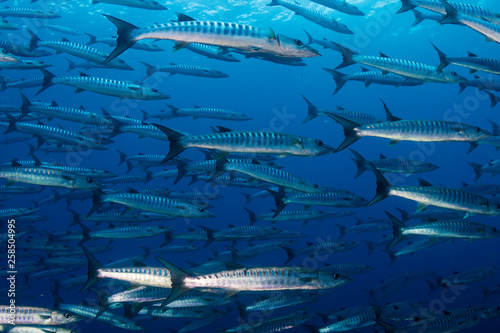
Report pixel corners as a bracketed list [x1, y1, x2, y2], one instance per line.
[439, 0, 500, 44]
[0, 60, 50, 70]
[146, 104, 251, 121]
[324, 68, 423, 95]
[311, 0, 364, 15]
[103, 12, 319, 62]
[177, 42, 239, 62]
[385, 238, 448, 265]
[154, 125, 333, 162]
[387, 212, 500, 248]
[267, 0, 353, 34]
[245, 207, 339, 225]
[282, 241, 359, 263]
[433, 44, 500, 75]
[333, 42, 466, 83]
[350, 149, 439, 177]
[328, 113, 491, 152]
[37, 69, 169, 100]
[0, 306, 79, 325]
[78, 223, 173, 245]
[90, 0, 167, 10]
[369, 167, 500, 217]
[469, 160, 500, 181]
[0, 7, 61, 18]
[411, 9, 443, 26]
[141, 62, 228, 80]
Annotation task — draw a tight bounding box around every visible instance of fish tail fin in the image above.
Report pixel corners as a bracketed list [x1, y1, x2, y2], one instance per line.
[103, 15, 138, 63]
[142, 169, 153, 184]
[439, 0, 460, 25]
[28, 29, 40, 51]
[367, 164, 391, 207]
[480, 285, 491, 301]
[65, 57, 76, 73]
[244, 207, 257, 225]
[458, 83, 467, 94]
[241, 193, 252, 205]
[116, 149, 127, 166]
[87, 189, 106, 217]
[362, 241, 377, 256]
[349, 149, 368, 178]
[89, 287, 111, 319]
[156, 257, 191, 306]
[140, 61, 156, 80]
[166, 104, 179, 118]
[266, 188, 287, 217]
[395, 207, 409, 222]
[19, 92, 33, 119]
[208, 157, 228, 183]
[383, 249, 398, 266]
[282, 247, 295, 264]
[141, 109, 149, 121]
[37, 68, 55, 95]
[81, 247, 103, 292]
[50, 289, 65, 309]
[84, 32, 98, 45]
[468, 162, 483, 181]
[301, 95, 320, 124]
[3, 113, 17, 134]
[303, 29, 314, 45]
[488, 118, 500, 136]
[68, 209, 80, 226]
[375, 319, 398, 333]
[335, 224, 347, 239]
[323, 68, 347, 95]
[152, 124, 187, 162]
[431, 43, 449, 72]
[77, 222, 91, 246]
[397, 0, 416, 14]
[485, 91, 498, 109]
[172, 159, 188, 184]
[386, 211, 405, 248]
[331, 42, 357, 69]
[326, 114, 361, 152]
[411, 10, 425, 26]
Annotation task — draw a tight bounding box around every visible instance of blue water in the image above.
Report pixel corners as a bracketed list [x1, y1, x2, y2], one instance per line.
[2, 0, 500, 332]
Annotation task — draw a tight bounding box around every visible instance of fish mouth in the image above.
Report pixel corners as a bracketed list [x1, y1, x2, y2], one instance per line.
[317, 146, 336, 156]
[303, 45, 321, 57]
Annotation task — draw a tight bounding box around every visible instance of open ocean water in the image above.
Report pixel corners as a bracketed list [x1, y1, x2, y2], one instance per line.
[1, 0, 500, 332]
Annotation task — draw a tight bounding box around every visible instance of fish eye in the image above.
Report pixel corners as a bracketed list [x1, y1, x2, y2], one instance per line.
[315, 140, 324, 147]
[64, 313, 72, 318]
[296, 40, 304, 46]
[87, 178, 94, 183]
[152, 88, 159, 93]
[332, 273, 338, 279]
[452, 71, 458, 76]
[313, 184, 319, 188]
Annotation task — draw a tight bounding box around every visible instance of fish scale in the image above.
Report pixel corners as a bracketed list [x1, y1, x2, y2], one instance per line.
[320, 312, 375, 332]
[0, 307, 78, 326]
[98, 266, 173, 287]
[107, 286, 171, 303]
[401, 220, 500, 239]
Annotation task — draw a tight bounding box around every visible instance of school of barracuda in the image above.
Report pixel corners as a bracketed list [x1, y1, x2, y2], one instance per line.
[0, 0, 500, 332]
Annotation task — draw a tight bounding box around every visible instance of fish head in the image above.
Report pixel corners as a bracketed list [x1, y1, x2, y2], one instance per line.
[444, 70, 468, 83]
[148, 0, 168, 10]
[213, 70, 229, 78]
[116, 59, 134, 71]
[124, 321, 146, 331]
[346, 4, 365, 16]
[232, 112, 253, 120]
[46, 11, 62, 18]
[275, 34, 320, 58]
[464, 125, 492, 141]
[302, 138, 335, 156]
[223, 53, 241, 62]
[74, 176, 104, 190]
[51, 310, 80, 324]
[337, 22, 354, 34]
[317, 271, 352, 288]
[143, 87, 170, 100]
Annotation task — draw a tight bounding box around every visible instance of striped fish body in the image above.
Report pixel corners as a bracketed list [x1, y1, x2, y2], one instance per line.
[324, 263, 373, 275]
[184, 131, 331, 156]
[0, 60, 49, 70]
[445, 56, 500, 75]
[167, 107, 251, 121]
[258, 210, 332, 223]
[139, 306, 218, 318]
[401, 208, 467, 221]
[0, 307, 78, 325]
[320, 313, 375, 332]
[311, 0, 364, 15]
[236, 241, 296, 258]
[0, 326, 75, 333]
[461, 183, 500, 196]
[442, 267, 498, 286]
[6, 78, 44, 90]
[389, 186, 498, 215]
[357, 120, 491, 142]
[166, 293, 231, 307]
[124, 19, 318, 58]
[92, 0, 167, 10]
[351, 54, 464, 83]
[183, 43, 240, 62]
[0, 20, 17, 30]
[286, 192, 368, 207]
[222, 162, 322, 193]
[43, 24, 80, 35]
[0, 41, 51, 57]
[293, 241, 359, 256]
[121, 124, 169, 140]
[90, 225, 171, 239]
[401, 221, 500, 239]
[394, 238, 447, 257]
[192, 174, 268, 188]
[448, 13, 500, 44]
[183, 266, 349, 291]
[108, 286, 171, 303]
[268, 0, 353, 34]
[147, 64, 228, 78]
[55, 304, 142, 330]
[345, 70, 424, 87]
[245, 292, 316, 312]
[100, 192, 214, 218]
[399, 0, 500, 23]
[97, 266, 173, 288]
[213, 226, 279, 240]
[248, 314, 314, 333]
[83, 212, 172, 223]
[401, 312, 480, 332]
[0, 166, 100, 189]
[0, 207, 38, 218]
[318, 109, 382, 125]
[369, 158, 439, 174]
[0, 8, 60, 18]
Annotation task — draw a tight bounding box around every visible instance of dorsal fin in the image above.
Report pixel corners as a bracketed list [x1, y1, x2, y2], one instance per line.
[379, 52, 390, 58]
[216, 126, 233, 133]
[79, 72, 89, 77]
[175, 12, 196, 22]
[62, 37, 69, 42]
[467, 51, 477, 57]
[361, 67, 370, 72]
[380, 99, 402, 121]
[50, 100, 58, 107]
[379, 153, 387, 159]
[417, 178, 433, 187]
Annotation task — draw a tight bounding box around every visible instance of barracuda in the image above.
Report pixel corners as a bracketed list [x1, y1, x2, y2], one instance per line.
[210, 158, 323, 193]
[386, 238, 448, 265]
[328, 114, 491, 152]
[103, 12, 319, 63]
[0, 162, 102, 189]
[398, 0, 500, 24]
[139, 306, 221, 318]
[324, 68, 423, 95]
[440, 0, 500, 44]
[0, 60, 50, 70]
[87, 189, 215, 218]
[4, 77, 44, 90]
[350, 149, 439, 177]
[433, 266, 498, 287]
[90, 0, 167, 10]
[0, 19, 17, 30]
[434, 45, 500, 75]
[0, 207, 38, 218]
[78, 223, 173, 245]
[107, 286, 171, 304]
[387, 212, 500, 248]
[0, 306, 79, 326]
[245, 207, 337, 225]
[0, 326, 76, 333]
[333, 42, 466, 83]
[311, 0, 364, 15]
[396, 207, 467, 222]
[154, 125, 333, 162]
[0, 7, 60, 18]
[37, 69, 169, 100]
[141, 62, 228, 80]
[28, 31, 132, 71]
[267, 0, 353, 34]
[156, 258, 352, 304]
[244, 292, 317, 312]
[320, 312, 376, 332]
[282, 241, 359, 263]
[1, 114, 108, 149]
[155, 104, 251, 121]
[178, 42, 240, 62]
[369, 168, 500, 216]
[302, 95, 382, 124]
